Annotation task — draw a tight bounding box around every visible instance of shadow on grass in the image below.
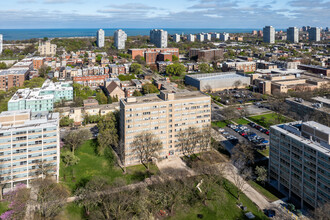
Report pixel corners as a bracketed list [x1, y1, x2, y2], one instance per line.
[129, 170, 153, 182]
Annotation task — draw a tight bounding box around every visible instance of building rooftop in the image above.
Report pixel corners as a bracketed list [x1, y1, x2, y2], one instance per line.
[186, 72, 249, 81]
[0, 68, 29, 76]
[122, 90, 209, 105]
[0, 110, 59, 130]
[273, 121, 330, 155]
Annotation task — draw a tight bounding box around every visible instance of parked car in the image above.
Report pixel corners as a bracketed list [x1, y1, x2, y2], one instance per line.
[264, 130, 270, 135]
[222, 131, 229, 135]
[218, 128, 225, 133]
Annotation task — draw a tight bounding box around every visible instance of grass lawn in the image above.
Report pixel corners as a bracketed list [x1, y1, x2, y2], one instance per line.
[248, 180, 284, 202]
[248, 113, 292, 128]
[233, 118, 250, 125]
[170, 179, 268, 220]
[212, 121, 228, 128]
[0, 201, 9, 215]
[60, 139, 159, 192]
[258, 147, 269, 157]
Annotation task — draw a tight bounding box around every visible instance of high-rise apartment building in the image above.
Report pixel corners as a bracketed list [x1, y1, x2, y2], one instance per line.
[220, 33, 229, 41]
[197, 34, 204, 42]
[97, 29, 105, 48]
[0, 34, 3, 55]
[187, 34, 195, 42]
[287, 27, 299, 43]
[0, 110, 60, 189]
[173, 34, 180, 43]
[269, 121, 330, 209]
[38, 41, 57, 56]
[204, 33, 211, 41]
[150, 29, 168, 48]
[114, 29, 127, 50]
[211, 33, 220, 40]
[8, 80, 73, 112]
[119, 90, 211, 166]
[263, 26, 275, 43]
[308, 27, 320, 42]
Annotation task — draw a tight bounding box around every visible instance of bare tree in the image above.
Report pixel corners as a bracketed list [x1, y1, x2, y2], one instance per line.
[178, 127, 200, 157]
[132, 131, 162, 170]
[64, 129, 91, 154]
[312, 203, 330, 220]
[198, 126, 211, 155]
[228, 163, 252, 201]
[31, 178, 70, 219]
[221, 106, 240, 121]
[33, 160, 56, 179]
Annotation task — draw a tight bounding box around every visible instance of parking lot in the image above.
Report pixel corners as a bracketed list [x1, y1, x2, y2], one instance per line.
[210, 89, 264, 105]
[219, 122, 270, 151]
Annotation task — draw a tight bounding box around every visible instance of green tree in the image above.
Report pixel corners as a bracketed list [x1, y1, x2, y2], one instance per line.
[133, 90, 143, 96]
[142, 83, 159, 94]
[172, 55, 179, 62]
[23, 77, 46, 88]
[255, 166, 267, 185]
[130, 63, 142, 75]
[59, 116, 74, 127]
[199, 63, 214, 73]
[96, 91, 107, 104]
[107, 96, 113, 104]
[165, 63, 186, 76]
[62, 151, 80, 167]
[0, 62, 7, 69]
[97, 112, 119, 155]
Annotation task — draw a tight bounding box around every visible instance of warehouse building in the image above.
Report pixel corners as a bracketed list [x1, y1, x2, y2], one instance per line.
[185, 72, 251, 91]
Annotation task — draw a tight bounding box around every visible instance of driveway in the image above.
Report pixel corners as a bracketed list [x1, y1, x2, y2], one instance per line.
[156, 156, 195, 177]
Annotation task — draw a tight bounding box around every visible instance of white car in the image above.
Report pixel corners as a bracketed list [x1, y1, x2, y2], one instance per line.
[218, 128, 225, 133]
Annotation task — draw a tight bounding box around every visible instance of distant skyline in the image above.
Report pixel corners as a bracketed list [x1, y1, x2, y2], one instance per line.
[0, 0, 329, 29]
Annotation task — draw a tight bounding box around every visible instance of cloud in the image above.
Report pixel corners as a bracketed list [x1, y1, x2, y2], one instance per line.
[44, 0, 79, 4]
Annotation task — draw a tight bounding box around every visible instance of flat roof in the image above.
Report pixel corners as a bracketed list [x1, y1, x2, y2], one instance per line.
[272, 121, 330, 155]
[186, 72, 250, 81]
[122, 90, 209, 105]
[0, 68, 29, 76]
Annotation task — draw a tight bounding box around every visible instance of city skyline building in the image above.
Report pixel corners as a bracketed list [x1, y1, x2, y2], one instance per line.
[263, 26, 275, 43]
[220, 32, 229, 41]
[187, 34, 195, 42]
[308, 27, 320, 42]
[197, 33, 204, 42]
[150, 29, 168, 48]
[287, 27, 299, 43]
[173, 34, 180, 43]
[0, 110, 60, 190]
[97, 29, 105, 48]
[269, 121, 330, 209]
[114, 29, 127, 50]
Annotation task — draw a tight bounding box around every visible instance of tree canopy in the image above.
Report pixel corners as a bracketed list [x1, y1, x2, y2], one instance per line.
[165, 63, 186, 76]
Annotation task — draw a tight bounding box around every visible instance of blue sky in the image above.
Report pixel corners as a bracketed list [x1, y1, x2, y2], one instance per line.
[0, 0, 329, 29]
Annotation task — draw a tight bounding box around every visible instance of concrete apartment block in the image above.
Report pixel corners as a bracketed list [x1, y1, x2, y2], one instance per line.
[263, 26, 275, 44]
[97, 29, 105, 48]
[308, 27, 320, 42]
[114, 29, 127, 50]
[269, 121, 330, 209]
[287, 27, 299, 43]
[119, 90, 211, 166]
[38, 41, 57, 56]
[150, 29, 168, 48]
[0, 110, 60, 190]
